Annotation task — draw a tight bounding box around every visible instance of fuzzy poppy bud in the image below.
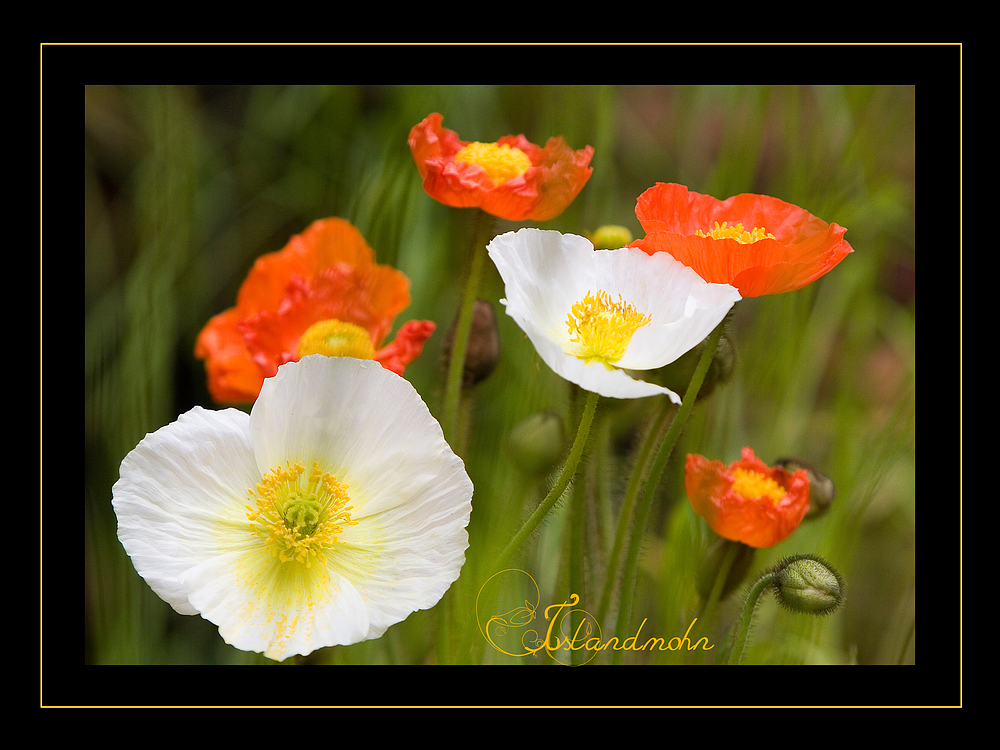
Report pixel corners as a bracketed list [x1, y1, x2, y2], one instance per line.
[444, 299, 501, 388]
[774, 457, 836, 520]
[506, 410, 565, 477]
[771, 554, 845, 615]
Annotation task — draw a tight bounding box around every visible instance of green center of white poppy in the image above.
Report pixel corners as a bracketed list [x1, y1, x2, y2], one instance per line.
[283, 496, 322, 536]
[565, 290, 651, 368]
[246, 461, 358, 567]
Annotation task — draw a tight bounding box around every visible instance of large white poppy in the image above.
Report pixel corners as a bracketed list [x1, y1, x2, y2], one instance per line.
[487, 228, 741, 401]
[112, 355, 474, 662]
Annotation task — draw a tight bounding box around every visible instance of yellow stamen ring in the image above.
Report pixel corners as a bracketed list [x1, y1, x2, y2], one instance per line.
[566, 290, 652, 368]
[246, 462, 358, 567]
[696, 221, 775, 244]
[454, 141, 533, 186]
[731, 468, 788, 504]
[296, 319, 375, 360]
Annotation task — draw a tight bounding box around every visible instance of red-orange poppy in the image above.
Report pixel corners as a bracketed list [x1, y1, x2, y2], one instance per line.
[195, 217, 435, 404]
[408, 113, 594, 222]
[685, 447, 811, 549]
[629, 183, 853, 297]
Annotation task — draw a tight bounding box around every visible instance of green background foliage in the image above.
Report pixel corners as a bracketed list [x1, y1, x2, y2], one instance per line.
[84, 82, 918, 673]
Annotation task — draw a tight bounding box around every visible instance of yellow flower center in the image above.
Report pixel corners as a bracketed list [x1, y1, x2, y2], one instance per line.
[246, 462, 358, 567]
[566, 290, 652, 367]
[296, 319, 375, 360]
[731, 468, 787, 503]
[453, 141, 533, 185]
[696, 221, 776, 244]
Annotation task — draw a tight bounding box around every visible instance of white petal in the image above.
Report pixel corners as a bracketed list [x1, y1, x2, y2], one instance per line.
[182, 550, 370, 662]
[113, 357, 474, 662]
[112, 406, 261, 616]
[250, 355, 474, 640]
[487, 228, 740, 400]
[613, 251, 741, 369]
[505, 302, 681, 402]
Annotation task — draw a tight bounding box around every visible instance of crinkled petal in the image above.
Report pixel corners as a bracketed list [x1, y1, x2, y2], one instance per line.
[195, 217, 430, 405]
[374, 319, 436, 376]
[112, 406, 261, 616]
[194, 310, 266, 403]
[487, 228, 739, 399]
[249, 355, 474, 638]
[685, 448, 811, 549]
[408, 113, 593, 221]
[632, 183, 853, 297]
[502, 294, 681, 401]
[182, 549, 371, 661]
[113, 356, 473, 662]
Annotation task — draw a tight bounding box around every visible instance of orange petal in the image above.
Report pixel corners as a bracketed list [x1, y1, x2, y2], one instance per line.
[193, 309, 266, 403]
[235, 218, 377, 315]
[685, 448, 811, 548]
[195, 217, 428, 404]
[632, 183, 852, 296]
[375, 320, 436, 375]
[408, 113, 593, 221]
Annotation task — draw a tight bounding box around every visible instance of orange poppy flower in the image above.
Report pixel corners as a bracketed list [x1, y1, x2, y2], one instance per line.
[629, 183, 853, 297]
[408, 113, 594, 222]
[195, 217, 435, 404]
[685, 447, 811, 548]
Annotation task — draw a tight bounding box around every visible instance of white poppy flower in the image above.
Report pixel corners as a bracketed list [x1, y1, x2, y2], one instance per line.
[112, 355, 473, 662]
[487, 228, 741, 401]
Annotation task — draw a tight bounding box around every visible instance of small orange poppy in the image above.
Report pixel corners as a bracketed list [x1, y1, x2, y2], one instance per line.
[408, 113, 594, 222]
[685, 447, 811, 548]
[629, 183, 852, 297]
[195, 217, 434, 404]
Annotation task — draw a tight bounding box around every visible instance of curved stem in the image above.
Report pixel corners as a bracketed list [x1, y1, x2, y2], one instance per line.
[492, 390, 600, 572]
[726, 572, 775, 665]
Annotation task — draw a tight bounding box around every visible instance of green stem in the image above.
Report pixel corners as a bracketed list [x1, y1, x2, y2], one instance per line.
[442, 211, 491, 442]
[596, 398, 673, 627]
[612, 319, 726, 664]
[693, 540, 738, 664]
[492, 390, 600, 572]
[569, 473, 584, 665]
[726, 572, 775, 665]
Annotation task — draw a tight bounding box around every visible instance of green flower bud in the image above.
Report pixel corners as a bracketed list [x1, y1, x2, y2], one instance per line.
[774, 457, 836, 520]
[589, 224, 634, 250]
[506, 410, 565, 477]
[771, 554, 845, 615]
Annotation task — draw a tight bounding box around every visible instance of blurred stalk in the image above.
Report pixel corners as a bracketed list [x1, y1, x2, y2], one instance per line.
[612, 319, 725, 664]
[492, 391, 600, 573]
[441, 209, 493, 442]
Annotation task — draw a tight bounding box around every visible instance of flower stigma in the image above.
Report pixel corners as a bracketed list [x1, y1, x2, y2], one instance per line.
[454, 141, 532, 185]
[566, 290, 652, 368]
[696, 221, 776, 244]
[296, 319, 376, 360]
[246, 462, 358, 567]
[731, 467, 787, 504]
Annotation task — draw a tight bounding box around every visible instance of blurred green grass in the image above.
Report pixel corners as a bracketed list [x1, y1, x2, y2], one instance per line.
[84, 84, 916, 669]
